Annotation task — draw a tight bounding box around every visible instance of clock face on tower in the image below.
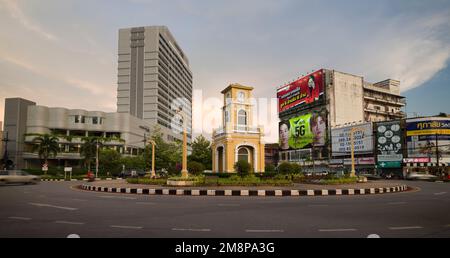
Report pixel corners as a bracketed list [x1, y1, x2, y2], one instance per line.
[237, 92, 245, 102]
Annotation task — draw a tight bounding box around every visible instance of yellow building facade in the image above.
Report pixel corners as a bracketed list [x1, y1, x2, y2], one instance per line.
[212, 84, 265, 173]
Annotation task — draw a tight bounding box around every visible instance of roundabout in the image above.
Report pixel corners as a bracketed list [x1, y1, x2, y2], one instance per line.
[79, 179, 410, 197]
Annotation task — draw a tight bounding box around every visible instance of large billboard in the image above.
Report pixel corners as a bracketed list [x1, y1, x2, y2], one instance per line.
[406, 118, 450, 159]
[331, 122, 373, 157]
[277, 69, 324, 113]
[279, 110, 326, 151]
[376, 121, 403, 168]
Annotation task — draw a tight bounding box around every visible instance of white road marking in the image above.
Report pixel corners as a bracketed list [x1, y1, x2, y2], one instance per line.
[217, 204, 241, 207]
[245, 229, 284, 233]
[55, 221, 85, 225]
[434, 192, 447, 196]
[389, 226, 423, 230]
[8, 216, 32, 221]
[110, 225, 143, 230]
[99, 196, 137, 200]
[29, 203, 78, 211]
[367, 234, 381, 238]
[67, 234, 81, 238]
[387, 202, 407, 205]
[172, 228, 211, 232]
[319, 228, 357, 232]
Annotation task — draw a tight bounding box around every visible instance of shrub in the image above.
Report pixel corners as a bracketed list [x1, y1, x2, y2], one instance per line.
[188, 161, 205, 175]
[278, 162, 292, 175]
[265, 164, 276, 173]
[291, 163, 302, 174]
[127, 178, 166, 185]
[234, 160, 251, 177]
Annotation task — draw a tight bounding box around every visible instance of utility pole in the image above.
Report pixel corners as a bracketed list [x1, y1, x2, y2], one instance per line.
[143, 133, 147, 173]
[95, 139, 99, 179]
[436, 133, 440, 168]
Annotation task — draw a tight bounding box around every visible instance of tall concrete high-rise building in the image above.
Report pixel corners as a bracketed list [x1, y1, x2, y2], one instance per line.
[0, 121, 4, 164]
[116, 26, 193, 144]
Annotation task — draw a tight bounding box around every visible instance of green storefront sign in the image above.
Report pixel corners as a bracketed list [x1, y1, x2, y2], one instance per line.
[377, 161, 402, 168]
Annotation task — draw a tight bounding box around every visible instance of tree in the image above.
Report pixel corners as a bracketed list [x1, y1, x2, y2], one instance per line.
[143, 125, 182, 174]
[31, 134, 59, 174]
[188, 135, 212, 170]
[80, 137, 101, 171]
[99, 149, 122, 176]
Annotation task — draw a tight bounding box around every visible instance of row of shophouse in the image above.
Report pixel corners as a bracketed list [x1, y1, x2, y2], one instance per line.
[268, 68, 449, 177]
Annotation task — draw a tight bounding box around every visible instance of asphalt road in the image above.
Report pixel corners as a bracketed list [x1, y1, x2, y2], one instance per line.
[0, 180, 449, 238]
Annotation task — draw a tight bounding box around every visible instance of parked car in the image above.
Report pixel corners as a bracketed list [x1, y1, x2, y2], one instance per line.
[0, 170, 40, 185]
[405, 172, 438, 181]
[119, 170, 146, 178]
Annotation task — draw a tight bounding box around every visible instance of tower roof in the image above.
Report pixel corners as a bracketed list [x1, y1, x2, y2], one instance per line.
[221, 83, 254, 94]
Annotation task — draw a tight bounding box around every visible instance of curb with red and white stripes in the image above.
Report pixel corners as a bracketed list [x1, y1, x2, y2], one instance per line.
[79, 184, 409, 197]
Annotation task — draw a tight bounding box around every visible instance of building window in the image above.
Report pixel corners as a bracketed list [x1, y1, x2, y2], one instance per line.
[238, 110, 247, 126]
[93, 117, 98, 125]
[224, 110, 229, 124]
[238, 147, 249, 162]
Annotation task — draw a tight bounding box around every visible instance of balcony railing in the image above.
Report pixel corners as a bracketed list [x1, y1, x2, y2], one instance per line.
[213, 126, 261, 137]
[363, 95, 406, 106]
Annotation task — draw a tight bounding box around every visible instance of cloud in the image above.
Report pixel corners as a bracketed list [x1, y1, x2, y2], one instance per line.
[1, 0, 58, 41]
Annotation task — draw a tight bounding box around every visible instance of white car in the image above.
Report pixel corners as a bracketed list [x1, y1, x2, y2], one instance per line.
[0, 170, 40, 185]
[405, 172, 437, 181]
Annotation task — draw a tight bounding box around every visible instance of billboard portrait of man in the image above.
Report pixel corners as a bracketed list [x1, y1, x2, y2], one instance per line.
[279, 121, 290, 150]
[311, 111, 326, 147]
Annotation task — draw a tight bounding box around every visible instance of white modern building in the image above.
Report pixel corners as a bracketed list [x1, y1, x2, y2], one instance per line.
[3, 98, 152, 169]
[117, 26, 193, 145]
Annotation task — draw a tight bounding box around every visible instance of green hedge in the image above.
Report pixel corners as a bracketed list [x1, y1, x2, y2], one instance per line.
[127, 178, 166, 185]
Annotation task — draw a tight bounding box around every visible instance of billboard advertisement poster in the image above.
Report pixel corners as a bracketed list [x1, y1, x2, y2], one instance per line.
[406, 118, 450, 158]
[279, 110, 326, 151]
[376, 121, 403, 162]
[277, 69, 324, 113]
[331, 123, 373, 157]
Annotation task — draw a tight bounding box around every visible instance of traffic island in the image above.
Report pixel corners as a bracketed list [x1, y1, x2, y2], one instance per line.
[78, 180, 410, 197]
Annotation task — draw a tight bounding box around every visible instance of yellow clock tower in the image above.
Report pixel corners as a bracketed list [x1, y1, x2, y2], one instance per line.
[212, 84, 265, 173]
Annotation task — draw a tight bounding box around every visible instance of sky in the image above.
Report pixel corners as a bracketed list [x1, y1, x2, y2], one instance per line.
[0, 0, 449, 142]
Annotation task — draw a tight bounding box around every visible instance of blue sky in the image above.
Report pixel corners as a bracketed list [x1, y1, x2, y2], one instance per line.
[0, 0, 449, 140]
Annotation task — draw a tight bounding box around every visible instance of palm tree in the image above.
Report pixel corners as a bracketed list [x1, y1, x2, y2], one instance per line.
[32, 134, 59, 175]
[80, 137, 101, 171]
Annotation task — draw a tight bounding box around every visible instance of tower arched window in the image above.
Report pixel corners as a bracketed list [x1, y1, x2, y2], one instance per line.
[238, 147, 249, 162]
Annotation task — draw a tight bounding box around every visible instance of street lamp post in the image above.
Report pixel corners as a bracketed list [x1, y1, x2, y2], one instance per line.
[96, 139, 99, 179]
[176, 108, 189, 179]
